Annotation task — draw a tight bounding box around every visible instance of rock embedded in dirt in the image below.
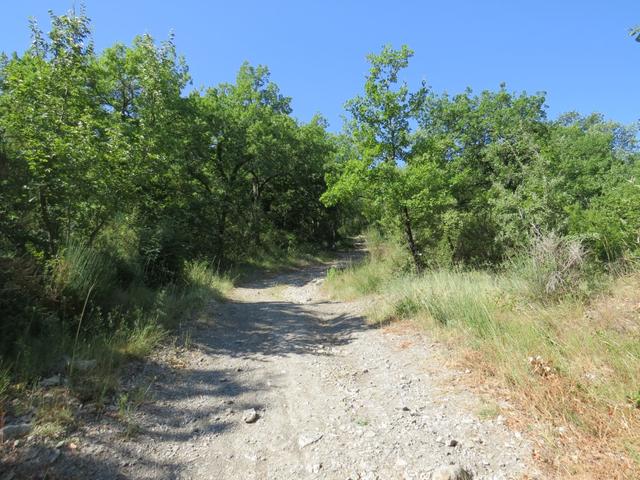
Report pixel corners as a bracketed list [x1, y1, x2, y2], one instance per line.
[242, 408, 259, 423]
[40, 374, 62, 387]
[448, 439, 459, 447]
[297, 432, 323, 449]
[0, 423, 33, 442]
[431, 465, 473, 480]
[71, 359, 97, 371]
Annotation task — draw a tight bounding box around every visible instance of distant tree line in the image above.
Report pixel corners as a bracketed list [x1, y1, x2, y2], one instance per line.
[0, 11, 341, 274]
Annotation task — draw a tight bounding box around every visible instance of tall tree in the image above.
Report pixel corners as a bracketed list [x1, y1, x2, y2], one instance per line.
[0, 9, 106, 255]
[323, 45, 428, 271]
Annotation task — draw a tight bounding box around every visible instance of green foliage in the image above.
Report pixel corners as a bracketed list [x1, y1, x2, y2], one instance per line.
[327, 44, 639, 269]
[323, 45, 430, 271]
[570, 161, 640, 260]
[323, 231, 410, 299]
[0, 7, 341, 384]
[48, 241, 117, 304]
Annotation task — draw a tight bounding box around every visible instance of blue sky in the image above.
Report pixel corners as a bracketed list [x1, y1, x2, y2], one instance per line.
[2, 1, 639, 130]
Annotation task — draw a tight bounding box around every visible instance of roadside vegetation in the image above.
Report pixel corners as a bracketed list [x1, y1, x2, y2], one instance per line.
[326, 233, 640, 477]
[0, 7, 342, 434]
[322, 40, 640, 477]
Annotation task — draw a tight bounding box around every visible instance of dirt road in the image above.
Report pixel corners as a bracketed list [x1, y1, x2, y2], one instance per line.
[10, 258, 535, 479]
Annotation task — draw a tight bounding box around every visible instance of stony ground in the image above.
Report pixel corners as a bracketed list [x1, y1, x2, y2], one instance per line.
[1, 257, 538, 479]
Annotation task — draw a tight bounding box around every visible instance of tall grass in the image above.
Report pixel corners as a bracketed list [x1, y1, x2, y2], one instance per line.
[48, 241, 117, 303]
[0, 362, 10, 402]
[150, 260, 233, 328]
[324, 233, 640, 477]
[2, 243, 233, 409]
[183, 260, 233, 302]
[324, 231, 409, 299]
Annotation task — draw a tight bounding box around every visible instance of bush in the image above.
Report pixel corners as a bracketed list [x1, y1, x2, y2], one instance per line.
[508, 232, 592, 302]
[0, 257, 48, 356]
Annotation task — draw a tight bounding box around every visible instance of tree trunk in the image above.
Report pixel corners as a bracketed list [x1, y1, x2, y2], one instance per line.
[39, 187, 57, 256]
[401, 206, 423, 273]
[216, 206, 228, 265]
[251, 179, 261, 247]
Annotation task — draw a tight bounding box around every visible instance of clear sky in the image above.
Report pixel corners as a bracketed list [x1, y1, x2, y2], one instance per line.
[2, 1, 639, 130]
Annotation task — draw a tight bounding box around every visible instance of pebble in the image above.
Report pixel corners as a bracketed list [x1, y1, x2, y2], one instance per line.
[242, 408, 259, 423]
[431, 464, 473, 480]
[298, 432, 323, 449]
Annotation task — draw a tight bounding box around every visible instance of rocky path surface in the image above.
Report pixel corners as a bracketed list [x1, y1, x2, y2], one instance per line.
[4, 257, 536, 479]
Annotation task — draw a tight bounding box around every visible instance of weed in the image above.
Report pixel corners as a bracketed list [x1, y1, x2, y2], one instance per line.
[354, 417, 369, 427]
[476, 402, 501, 420]
[34, 393, 75, 439]
[182, 328, 193, 350]
[116, 382, 152, 438]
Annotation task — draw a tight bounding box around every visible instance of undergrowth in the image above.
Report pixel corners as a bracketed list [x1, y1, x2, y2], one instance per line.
[1, 240, 233, 424]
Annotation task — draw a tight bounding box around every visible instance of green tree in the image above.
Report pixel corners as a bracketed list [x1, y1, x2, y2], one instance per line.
[416, 86, 548, 262]
[0, 10, 107, 255]
[323, 45, 428, 271]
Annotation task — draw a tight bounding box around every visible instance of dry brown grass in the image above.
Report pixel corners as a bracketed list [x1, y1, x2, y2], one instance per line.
[454, 275, 640, 479]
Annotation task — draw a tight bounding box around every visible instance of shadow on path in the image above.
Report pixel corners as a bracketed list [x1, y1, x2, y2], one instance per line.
[2, 252, 371, 479]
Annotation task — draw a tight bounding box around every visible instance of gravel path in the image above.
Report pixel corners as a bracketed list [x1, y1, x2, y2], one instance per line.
[4, 258, 537, 479]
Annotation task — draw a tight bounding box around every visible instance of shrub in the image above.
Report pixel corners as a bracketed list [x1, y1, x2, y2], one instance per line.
[0, 256, 48, 357]
[508, 232, 591, 302]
